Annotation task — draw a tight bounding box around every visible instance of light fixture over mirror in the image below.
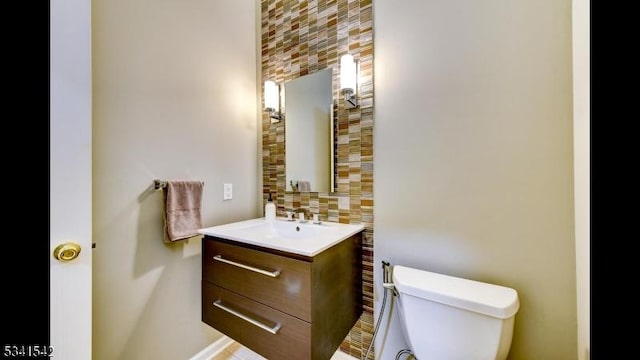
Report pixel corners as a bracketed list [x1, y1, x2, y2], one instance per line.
[340, 54, 358, 109]
[264, 80, 282, 123]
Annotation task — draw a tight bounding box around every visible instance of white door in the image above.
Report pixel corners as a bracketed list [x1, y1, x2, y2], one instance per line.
[50, 0, 92, 359]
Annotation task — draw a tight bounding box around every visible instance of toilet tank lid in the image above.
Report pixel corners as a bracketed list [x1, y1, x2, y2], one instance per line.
[392, 265, 519, 319]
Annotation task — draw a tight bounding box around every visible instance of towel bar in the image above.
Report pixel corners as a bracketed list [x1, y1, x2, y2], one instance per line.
[154, 179, 167, 190]
[154, 179, 204, 191]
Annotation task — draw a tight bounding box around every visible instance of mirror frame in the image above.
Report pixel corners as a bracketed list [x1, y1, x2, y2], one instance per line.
[280, 64, 343, 195]
[282, 67, 335, 194]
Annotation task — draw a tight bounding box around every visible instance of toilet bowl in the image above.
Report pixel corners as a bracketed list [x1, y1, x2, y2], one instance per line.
[392, 265, 519, 360]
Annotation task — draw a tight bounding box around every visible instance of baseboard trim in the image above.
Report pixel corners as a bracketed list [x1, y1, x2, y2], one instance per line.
[189, 336, 235, 360]
[190, 336, 358, 360]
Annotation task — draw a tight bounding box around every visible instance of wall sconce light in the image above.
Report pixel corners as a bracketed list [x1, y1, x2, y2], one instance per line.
[340, 54, 358, 109]
[264, 80, 282, 123]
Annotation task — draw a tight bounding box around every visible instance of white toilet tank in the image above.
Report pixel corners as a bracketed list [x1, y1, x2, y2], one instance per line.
[392, 265, 519, 360]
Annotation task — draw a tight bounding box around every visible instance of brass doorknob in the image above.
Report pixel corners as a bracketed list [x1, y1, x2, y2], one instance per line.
[53, 242, 81, 262]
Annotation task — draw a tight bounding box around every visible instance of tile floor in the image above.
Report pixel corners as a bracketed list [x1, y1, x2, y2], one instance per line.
[209, 341, 357, 360]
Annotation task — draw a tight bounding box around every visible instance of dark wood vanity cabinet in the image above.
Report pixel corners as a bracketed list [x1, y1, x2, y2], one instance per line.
[202, 234, 362, 360]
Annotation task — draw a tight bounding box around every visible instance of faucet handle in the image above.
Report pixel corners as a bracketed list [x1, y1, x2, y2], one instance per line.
[285, 211, 294, 221]
[312, 213, 321, 224]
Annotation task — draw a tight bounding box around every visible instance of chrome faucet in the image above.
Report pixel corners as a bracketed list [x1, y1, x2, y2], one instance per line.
[291, 208, 322, 224]
[292, 208, 311, 223]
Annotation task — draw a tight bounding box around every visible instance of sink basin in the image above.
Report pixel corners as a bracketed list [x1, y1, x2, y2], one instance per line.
[237, 220, 330, 240]
[198, 218, 364, 256]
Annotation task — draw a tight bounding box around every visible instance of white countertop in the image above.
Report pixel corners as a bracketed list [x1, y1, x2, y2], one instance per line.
[198, 217, 365, 257]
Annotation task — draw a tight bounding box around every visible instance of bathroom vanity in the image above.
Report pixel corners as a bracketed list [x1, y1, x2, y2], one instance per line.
[199, 218, 364, 360]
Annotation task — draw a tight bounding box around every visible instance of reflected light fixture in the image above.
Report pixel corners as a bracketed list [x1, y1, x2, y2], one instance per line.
[264, 80, 282, 123]
[340, 54, 358, 109]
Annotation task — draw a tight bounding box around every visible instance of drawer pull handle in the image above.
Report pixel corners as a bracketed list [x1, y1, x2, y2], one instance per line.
[213, 300, 282, 335]
[213, 255, 281, 278]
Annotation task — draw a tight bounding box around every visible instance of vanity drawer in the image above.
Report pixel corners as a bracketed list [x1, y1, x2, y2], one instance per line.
[203, 237, 312, 321]
[203, 282, 311, 360]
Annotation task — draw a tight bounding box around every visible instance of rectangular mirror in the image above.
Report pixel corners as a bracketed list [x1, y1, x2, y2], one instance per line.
[284, 68, 334, 193]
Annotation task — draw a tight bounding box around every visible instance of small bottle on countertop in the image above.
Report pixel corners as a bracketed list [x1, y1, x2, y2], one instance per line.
[265, 192, 276, 221]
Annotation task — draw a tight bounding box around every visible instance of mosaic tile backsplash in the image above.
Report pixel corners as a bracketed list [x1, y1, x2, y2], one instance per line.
[261, 0, 374, 358]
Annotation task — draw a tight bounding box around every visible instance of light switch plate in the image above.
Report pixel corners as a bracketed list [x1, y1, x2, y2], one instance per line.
[223, 183, 232, 200]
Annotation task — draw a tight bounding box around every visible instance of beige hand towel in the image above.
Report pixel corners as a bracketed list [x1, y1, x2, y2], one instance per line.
[163, 180, 204, 242]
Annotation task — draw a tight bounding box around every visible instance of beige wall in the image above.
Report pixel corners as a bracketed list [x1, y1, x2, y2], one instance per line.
[573, 0, 590, 358]
[373, 0, 577, 359]
[92, 0, 258, 359]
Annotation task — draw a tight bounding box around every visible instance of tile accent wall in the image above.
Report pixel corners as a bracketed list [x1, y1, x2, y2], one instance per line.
[260, 0, 374, 358]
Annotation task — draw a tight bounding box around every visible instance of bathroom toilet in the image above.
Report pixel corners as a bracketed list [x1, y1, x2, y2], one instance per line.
[392, 265, 519, 360]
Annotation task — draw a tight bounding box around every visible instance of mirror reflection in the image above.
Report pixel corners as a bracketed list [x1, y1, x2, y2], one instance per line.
[284, 68, 334, 193]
